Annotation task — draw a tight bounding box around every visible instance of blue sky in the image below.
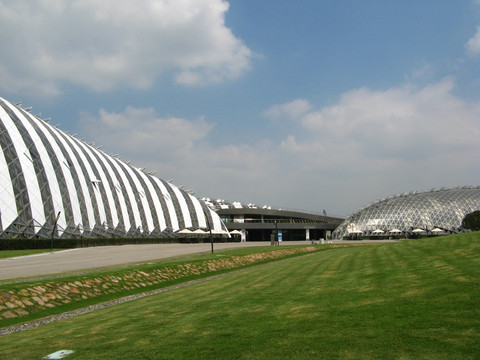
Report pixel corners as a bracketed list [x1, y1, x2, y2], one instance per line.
[1, 0, 480, 216]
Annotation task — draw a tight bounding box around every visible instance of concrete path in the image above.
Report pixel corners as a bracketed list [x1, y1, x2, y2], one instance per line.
[0, 239, 394, 281]
[0, 242, 273, 280]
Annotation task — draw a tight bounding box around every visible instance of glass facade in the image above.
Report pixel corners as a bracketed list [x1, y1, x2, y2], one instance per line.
[332, 187, 480, 239]
[0, 97, 226, 239]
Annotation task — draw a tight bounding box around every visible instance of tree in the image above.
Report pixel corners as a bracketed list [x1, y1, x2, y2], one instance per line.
[461, 210, 480, 231]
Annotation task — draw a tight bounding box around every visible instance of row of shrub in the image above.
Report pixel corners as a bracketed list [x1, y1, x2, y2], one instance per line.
[0, 237, 236, 250]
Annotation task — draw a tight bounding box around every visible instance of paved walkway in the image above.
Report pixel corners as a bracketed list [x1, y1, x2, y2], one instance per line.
[0, 240, 395, 281]
[0, 242, 277, 280]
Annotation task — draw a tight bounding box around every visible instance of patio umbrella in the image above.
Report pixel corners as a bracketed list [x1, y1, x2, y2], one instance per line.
[348, 230, 363, 234]
[389, 229, 403, 233]
[431, 228, 444, 232]
[178, 229, 193, 234]
[412, 228, 425, 233]
[192, 229, 207, 235]
[372, 229, 384, 234]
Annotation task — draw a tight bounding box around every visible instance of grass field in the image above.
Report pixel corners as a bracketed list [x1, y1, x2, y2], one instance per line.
[0, 245, 320, 328]
[0, 234, 479, 359]
[0, 249, 57, 259]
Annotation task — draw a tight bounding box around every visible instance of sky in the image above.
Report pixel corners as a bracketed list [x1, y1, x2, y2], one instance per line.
[1, 0, 480, 217]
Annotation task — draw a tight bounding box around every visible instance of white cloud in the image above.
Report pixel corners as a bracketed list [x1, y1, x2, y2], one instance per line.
[263, 99, 312, 121]
[0, 0, 252, 96]
[78, 107, 275, 204]
[284, 79, 479, 160]
[80, 106, 213, 161]
[270, 80, 480, 212]
[466, 26, 480, 56]
[78, 79, 480, 216]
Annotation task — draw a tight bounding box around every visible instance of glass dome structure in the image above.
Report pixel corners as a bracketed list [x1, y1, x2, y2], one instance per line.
[0, 96, 226, 239]
[332, 187, 480, 239]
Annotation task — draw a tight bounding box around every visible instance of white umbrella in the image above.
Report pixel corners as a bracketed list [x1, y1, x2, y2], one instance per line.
[372, 229, 384, 234]
[431, 228, 444, 232]
[210, 229, 224, 234]
[178, 229, 193, 234]
[389, 229, 403, 233]
[348, 230, 363, 234]
[412, 228, 425, 233]
[192, 229, 207, 235]
[230, 230, 242, 235]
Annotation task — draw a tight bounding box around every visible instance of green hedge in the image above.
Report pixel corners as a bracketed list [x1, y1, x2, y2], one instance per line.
[0, 238, 169, 250]
[0, 237, 236, 250]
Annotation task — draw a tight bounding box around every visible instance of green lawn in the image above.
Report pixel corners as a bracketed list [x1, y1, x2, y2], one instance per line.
[0, 245, 321, 327]
[0, 249, 56, 259]
[0, 234, 479, 359]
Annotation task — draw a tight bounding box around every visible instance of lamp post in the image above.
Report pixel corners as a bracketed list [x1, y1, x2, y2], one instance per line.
[275, 220, 278, 246]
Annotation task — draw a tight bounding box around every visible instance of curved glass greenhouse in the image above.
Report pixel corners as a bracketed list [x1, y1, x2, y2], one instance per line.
[0, 96, 226, 239]
[332, 187, 480, 239]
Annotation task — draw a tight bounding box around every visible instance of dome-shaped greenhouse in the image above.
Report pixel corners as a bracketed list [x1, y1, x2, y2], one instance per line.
[332, 187, 480, 239]
[0, 96, 226, 239]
